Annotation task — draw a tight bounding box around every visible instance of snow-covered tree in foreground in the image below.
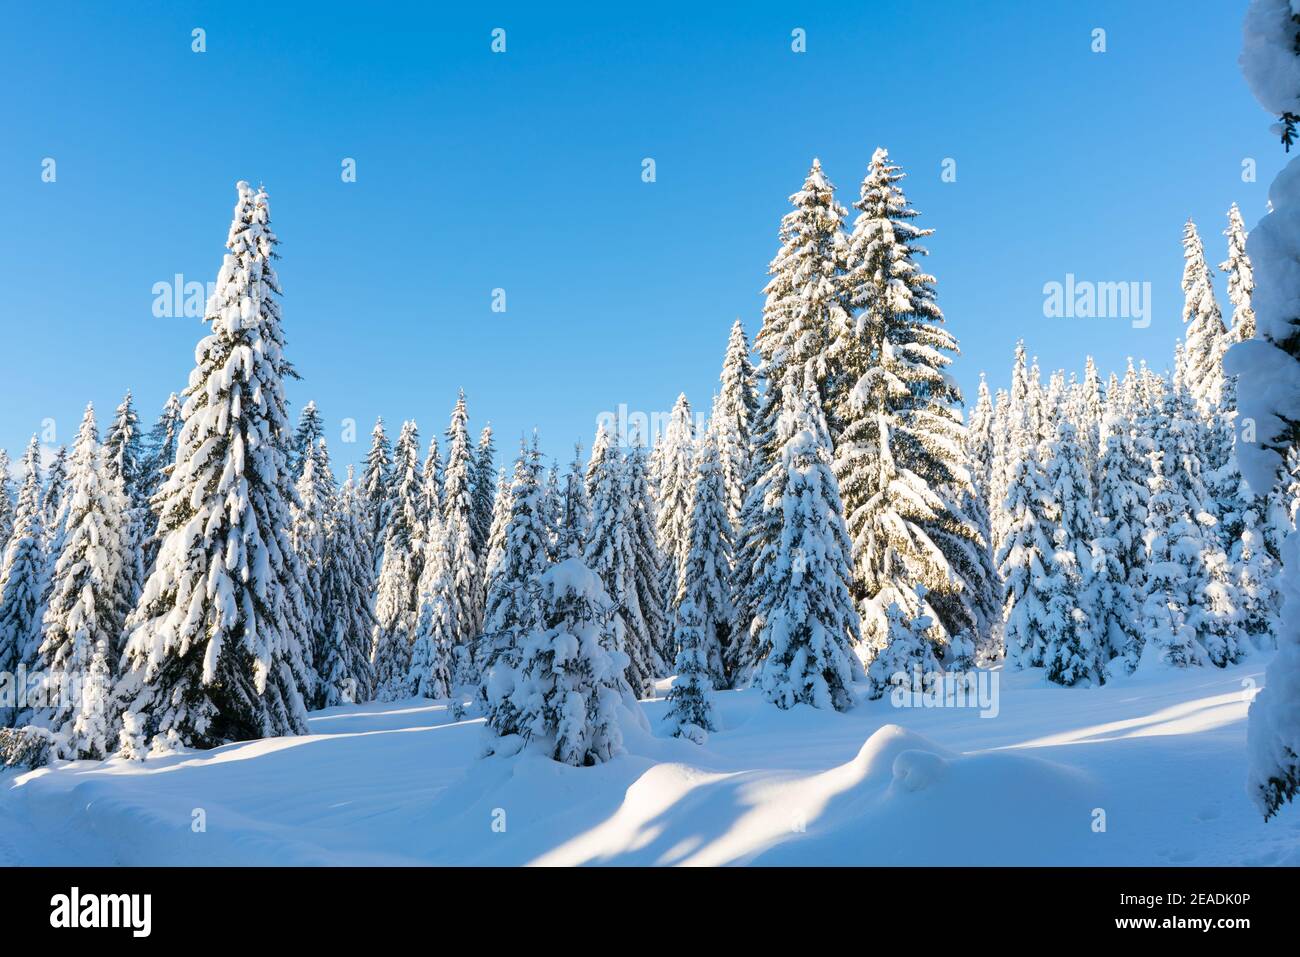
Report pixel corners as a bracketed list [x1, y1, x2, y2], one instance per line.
[37, 404, 133, 757]
[115, 182, 312, 755]
[867, 588, 940, 700]
[483, 557, 634, 767]
[662, 597, 717, 743]
[1234, 0, 1300, 819]
[832, 147, 992, 657]
[752, 385, 861, 711]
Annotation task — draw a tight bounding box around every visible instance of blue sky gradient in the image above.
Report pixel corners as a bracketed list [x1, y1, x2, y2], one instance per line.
[0, 1, 1279, 473]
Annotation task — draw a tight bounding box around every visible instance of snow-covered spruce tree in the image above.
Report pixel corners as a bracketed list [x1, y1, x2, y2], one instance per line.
[0, 439, 44, 726]
[1091, 414, 1148, 672]
[1075, 356, 1106, 492]
[866, 587, 941, 700]
[1164, 385, 1245, 667]
[1235, 504, 1280, 650]
[114, 182, 312, 754]
[624, 433, 668, 678]
[139, 393, 182, 574]
[1038, 420, 1103, 686]
[361, 417, 393, 571]
[674, 428, 731, 684]
[1043, 370, 1067, 433]
[37, 404, 133, 756]
[661, 598, 716, 744]
[755, 159, 849, 429]
[541, 463, 563, 561]
[731, 162, 850, 661]
[1004, 344, 1033, 462]
[102, 390, 147, 622]
[41, 445, 69, 526]
[143, 392, 183, 494]
[443, 391, 483, 652]
[370, 420, 424, 699]
[291, 438, 333, 706]
[714, 318, 758, 532]
[40, 445, 69, 565]
[483, 556, 633, 767]
[290, 399, 323, 481]
[830, 148, 993, 658]
[655, 393, 696, 601]
[956, 377, 1001, 661]
[317, 465, 377, 706]
[946, 474, 998, 667]
[646, 442, 664, 502]
[1138, 395, 1207, 671]
[729, 430, 777, 685]
[1221, 202, 1256, 343]
[0, 449, 14, 551]
[103, 390, 143, 503]
[1181, 219, 1231, 415]
[481, 437, 549, 669]
[998, 423, 1054, 671]
[752, 384, 861, 711]
[1234, 0, 1300, 818]
[71, 640, 114, 760]
[988, 388, 1011, 557]
[407, 504, 454, 700]
[966, 375, 996, 516]
[483, 466, 512, 587]
[1265, 447, 1300, 561]
[557, 442, 590, 559]
[583, 427, 659, 697]
[471, 424, 497, 565]
[420, 434, 444, 524]
[1087, 531, 1142, 678]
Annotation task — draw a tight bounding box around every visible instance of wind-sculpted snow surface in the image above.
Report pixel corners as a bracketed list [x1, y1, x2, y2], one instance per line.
[0, 662, 1295, 866]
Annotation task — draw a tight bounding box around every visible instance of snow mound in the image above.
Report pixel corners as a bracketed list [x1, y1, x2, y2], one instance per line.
[844, 723, 954, 779]
[753, 727, 1099, 866]
[891, 749, 949, 792]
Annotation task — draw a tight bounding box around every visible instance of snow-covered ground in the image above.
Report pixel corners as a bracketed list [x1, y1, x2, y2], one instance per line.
[2, 657, 1297, 866]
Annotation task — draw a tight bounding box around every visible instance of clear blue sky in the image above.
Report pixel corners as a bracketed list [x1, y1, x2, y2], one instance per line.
[0, 0, 1280, 475]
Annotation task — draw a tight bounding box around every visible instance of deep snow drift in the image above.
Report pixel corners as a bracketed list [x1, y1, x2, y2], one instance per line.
[1, 658, 1296, 866]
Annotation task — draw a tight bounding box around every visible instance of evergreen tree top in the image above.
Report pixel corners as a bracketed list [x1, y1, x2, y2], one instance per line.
[103, 389, 141, 487]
